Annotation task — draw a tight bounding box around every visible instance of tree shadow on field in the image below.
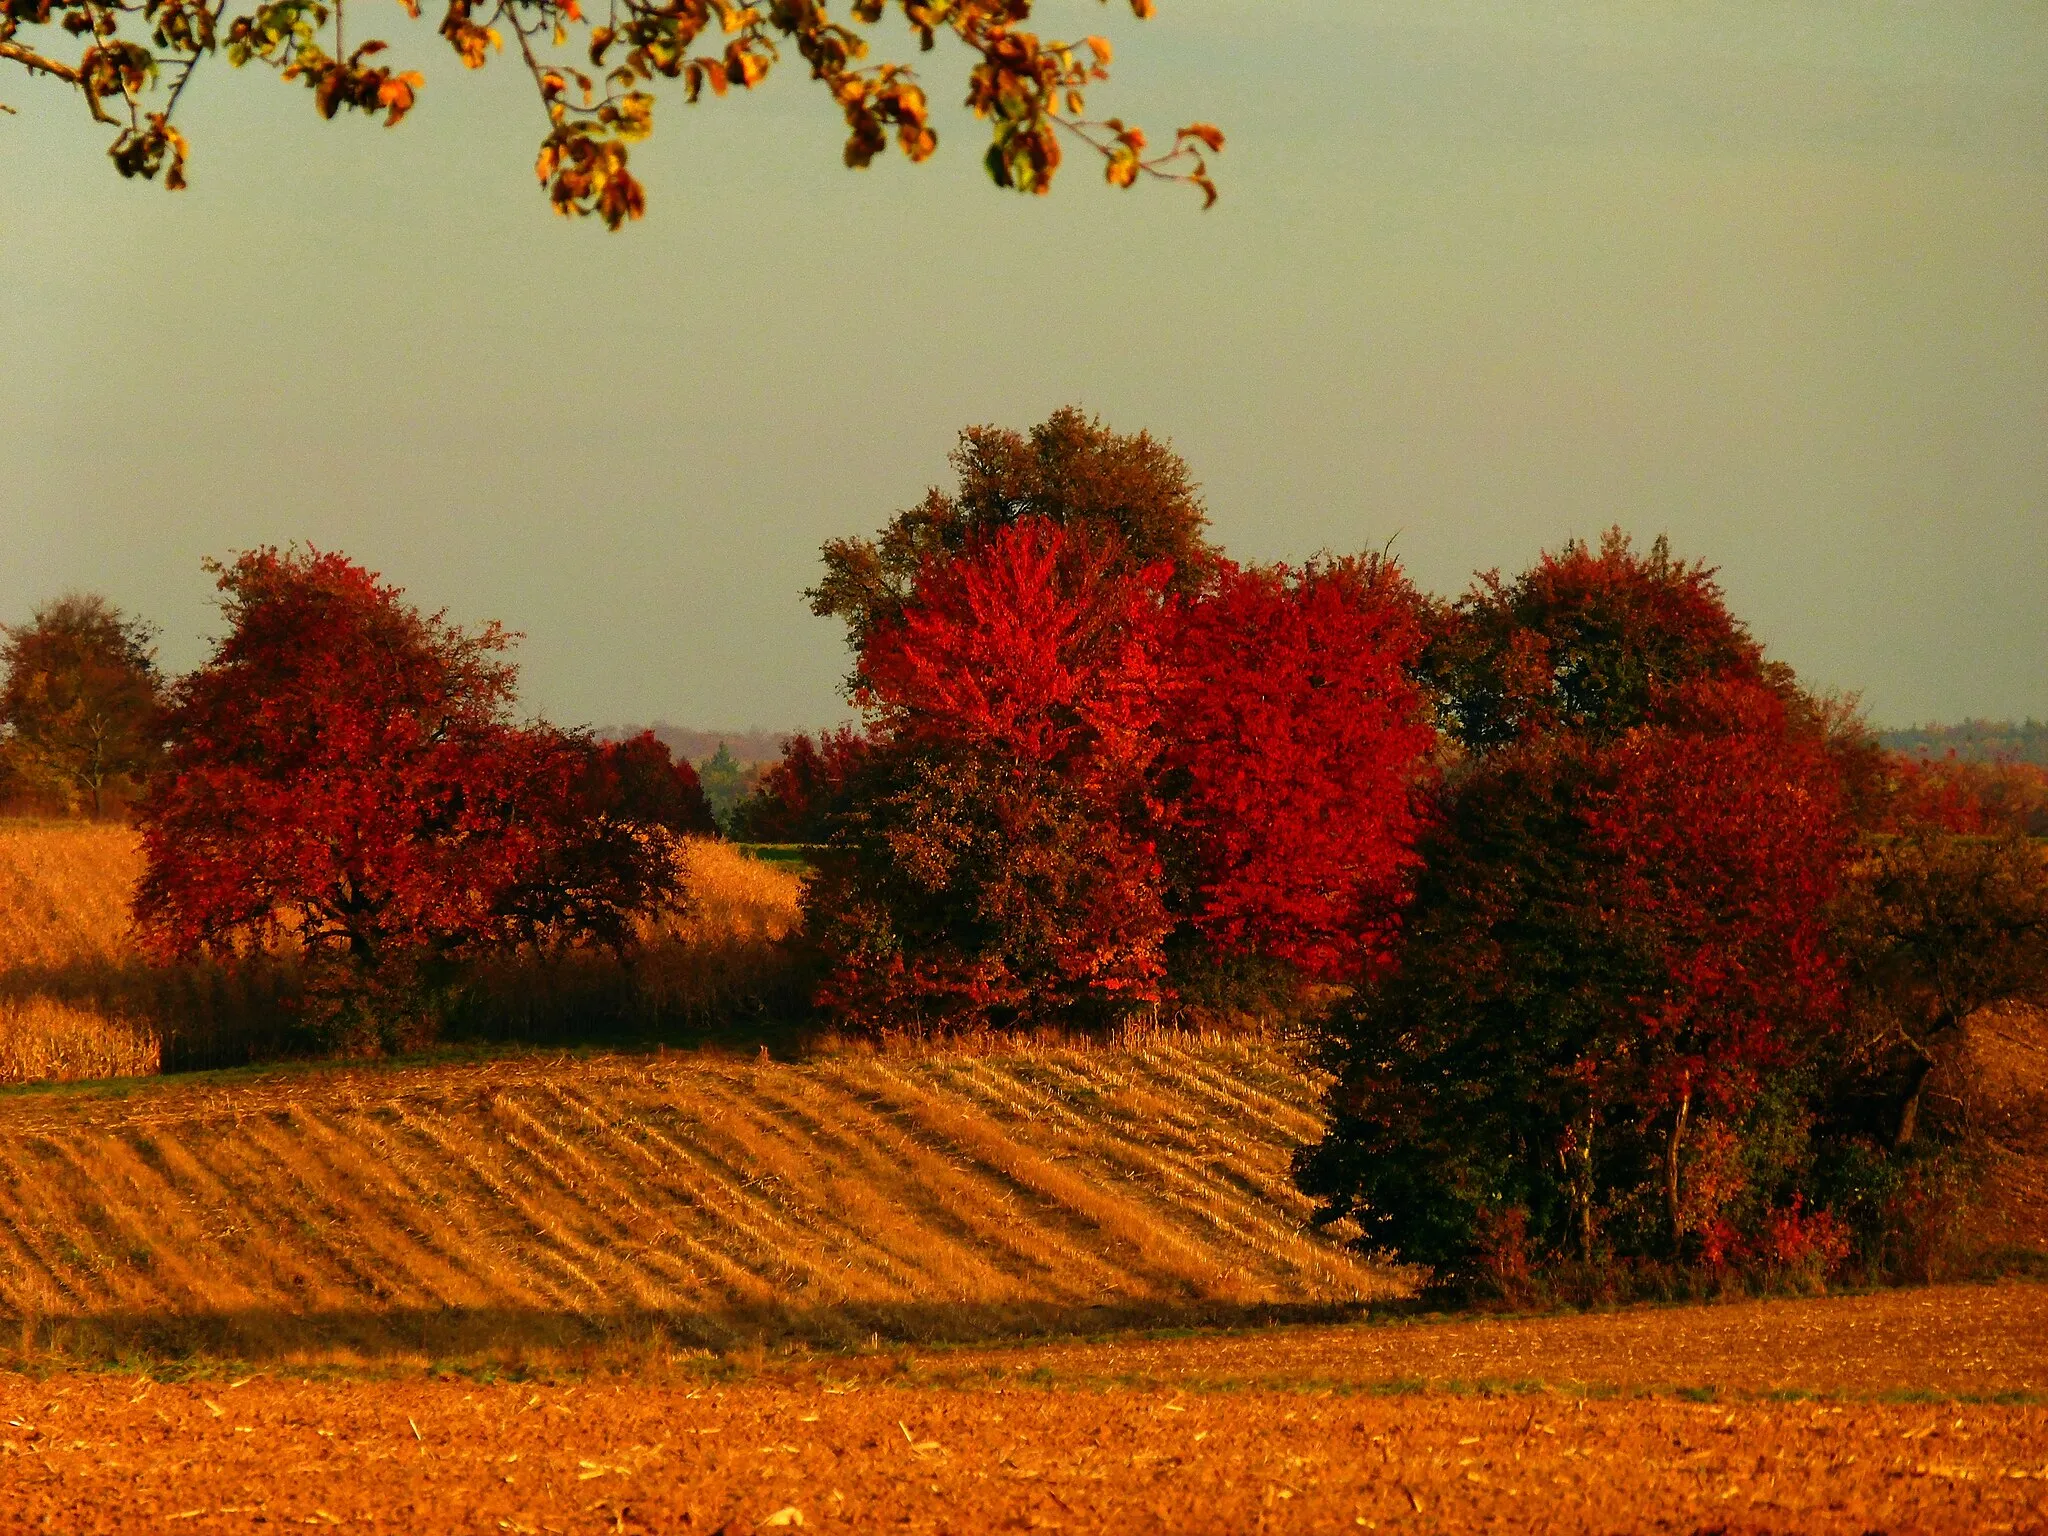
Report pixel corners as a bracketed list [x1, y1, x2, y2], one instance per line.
[5, 1297, 1396, 1369]
[0, 957, 306, 1074]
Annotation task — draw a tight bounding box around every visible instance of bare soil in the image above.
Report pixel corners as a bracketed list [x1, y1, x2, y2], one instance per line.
[3, 1282, 2044, 1535]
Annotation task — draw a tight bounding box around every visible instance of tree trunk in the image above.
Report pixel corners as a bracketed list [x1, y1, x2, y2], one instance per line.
[1574, 1109, 1597, 1262]
[1895, 1053, 1934, 1150]
[1665, 1082, 1692, 1252]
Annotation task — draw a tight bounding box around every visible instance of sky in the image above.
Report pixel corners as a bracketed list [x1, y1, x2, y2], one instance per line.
[2, 0, 2043, 733]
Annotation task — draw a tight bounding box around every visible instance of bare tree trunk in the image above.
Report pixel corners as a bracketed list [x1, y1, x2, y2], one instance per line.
[1574, 1109, 1597, 1262]
[1895, 1053, 1934, 1150]
[1665, 1081, 1692, 1252]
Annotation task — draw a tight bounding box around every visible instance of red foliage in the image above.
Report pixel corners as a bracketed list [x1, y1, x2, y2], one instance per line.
[1880, 753, 2048, 837]
[813, 520, 1444, 1031]
[857, 522, 1170, 788]
[135, 549, 692, 985]
[732, 727, 869, 844]
[1158, 556, 1436, 980]
[1434, 528, 1764, 749]
[1749, 1195, 1853, 1276]
[1581, 679, 1849, 1120]
[490, 730, 712, 951]
[812, 523, 1175, 1029]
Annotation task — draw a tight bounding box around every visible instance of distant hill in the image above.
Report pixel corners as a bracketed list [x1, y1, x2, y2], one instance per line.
[595, 724, 794, 767]
[1878, 719, 2048, 767]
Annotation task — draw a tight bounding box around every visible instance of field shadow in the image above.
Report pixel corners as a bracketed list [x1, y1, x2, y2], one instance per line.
[4, 1297, 1401, 1368]
[0, 957, 306, 1073]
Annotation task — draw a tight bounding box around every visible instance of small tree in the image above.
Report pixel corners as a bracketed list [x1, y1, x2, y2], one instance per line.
[0, 593, 164, 817]
[135, 548, 686, 1047]
[729, 727, 867, 844]
[808, 519, 1173, 1031]
[490, 730, 714, 952]
[1836, 829, 2048, 1147]
[695, 741, 748, 831]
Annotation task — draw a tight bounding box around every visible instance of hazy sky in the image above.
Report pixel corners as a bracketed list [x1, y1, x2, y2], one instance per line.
[3, 0, 2043, 732]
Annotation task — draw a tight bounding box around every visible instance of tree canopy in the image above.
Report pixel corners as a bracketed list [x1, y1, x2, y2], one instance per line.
[1297, 537, 1857, 1281]
[134, 547, 705, 1047]
[1, 0, 1221, 227]
[0, 592, 164, 817]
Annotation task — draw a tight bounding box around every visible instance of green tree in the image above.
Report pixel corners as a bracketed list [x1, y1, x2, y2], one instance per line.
[1, 0, 1221, 227]
[0, 593, 165, 817]
[696, 740, 747, 830]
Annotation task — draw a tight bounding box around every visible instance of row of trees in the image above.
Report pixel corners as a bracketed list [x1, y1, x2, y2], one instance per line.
[10, 407, 2045, 1287]
[736, 410, 2047, 1287]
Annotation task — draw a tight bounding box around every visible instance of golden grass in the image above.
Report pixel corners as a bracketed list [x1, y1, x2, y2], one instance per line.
[0, 1035, 1396, 1363]
[0, 823, 814, 1074]
[0, 996, 159, 1082]
[0, 819, 138, 971]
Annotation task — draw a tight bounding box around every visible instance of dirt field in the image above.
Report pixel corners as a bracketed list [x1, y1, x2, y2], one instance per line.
[3, 1283, 2044, 1535]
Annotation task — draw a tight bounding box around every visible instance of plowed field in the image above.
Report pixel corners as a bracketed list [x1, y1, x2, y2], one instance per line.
[0, 1039, 1393, 1361]
[3, 1283, 2045, 1534]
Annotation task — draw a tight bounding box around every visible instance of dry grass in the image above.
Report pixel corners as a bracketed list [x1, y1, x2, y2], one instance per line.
[0, 1034, 1393, 1363]
[0, 820, 300, 1076]
[0, 819, 137, 971]
[0, 823, 814, 1074]
[0, 996, 159, 1083]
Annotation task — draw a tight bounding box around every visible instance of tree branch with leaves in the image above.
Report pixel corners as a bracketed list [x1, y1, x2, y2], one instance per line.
[3, 0, 1222, 227]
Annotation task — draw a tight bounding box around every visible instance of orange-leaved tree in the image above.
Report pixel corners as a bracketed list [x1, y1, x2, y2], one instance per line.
[1, 0, 1221, 227]
[0, 592, 166, 818]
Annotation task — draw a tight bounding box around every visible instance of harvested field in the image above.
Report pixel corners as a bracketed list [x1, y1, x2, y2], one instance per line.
[949, 1280, 2048, 1398]
[3, 1284, 2045, 1534]
[0, 1039, 1392, 1359]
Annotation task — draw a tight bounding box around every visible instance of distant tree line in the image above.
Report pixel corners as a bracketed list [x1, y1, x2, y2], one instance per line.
[1880, 719, 2048, 769]
[8, 406, 2044, 1293]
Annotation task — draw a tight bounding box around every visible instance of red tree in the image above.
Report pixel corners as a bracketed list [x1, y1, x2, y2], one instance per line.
[729, 727, 869, 844]
[1158, 556, 1437, 980]
[135, 549, 695, 1043]
[1299, 535, 1858, 1275]
[809, 522, 1175, 1030]
[1582, 679, 1848, 1236]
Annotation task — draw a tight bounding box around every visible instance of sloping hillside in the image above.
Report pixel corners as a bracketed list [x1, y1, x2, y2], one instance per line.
[0, 1037, 1395, 1357]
